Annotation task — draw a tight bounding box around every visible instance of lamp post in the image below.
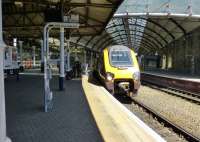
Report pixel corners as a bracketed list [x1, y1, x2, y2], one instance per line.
[59, 27, 65, 90]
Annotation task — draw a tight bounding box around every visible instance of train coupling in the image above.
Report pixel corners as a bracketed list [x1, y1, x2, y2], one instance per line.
[118, 82, 130, 92]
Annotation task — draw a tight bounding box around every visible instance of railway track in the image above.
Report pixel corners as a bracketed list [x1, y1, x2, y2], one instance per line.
[92, 75, 200, 141]
[142, 81, 200, 104]
[130, 97, 200, 142]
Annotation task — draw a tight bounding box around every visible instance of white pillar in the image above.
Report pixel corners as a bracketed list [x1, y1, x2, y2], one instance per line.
[84, 50, 88, 74]
[67, 41, 70, 71]
[0, 0, 12, 141]
[32, 46, 36, 67]
[9, 46, 12, 63]
[19, 41, 23, 63]
[59, 27, 65, 90]
[40, 40, 44, 72]
[40, 40, 44, 63]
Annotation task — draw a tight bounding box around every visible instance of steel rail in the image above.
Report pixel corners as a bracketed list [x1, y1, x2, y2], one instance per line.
[131, 97, 200, 142]
[143, 81, 200, 104]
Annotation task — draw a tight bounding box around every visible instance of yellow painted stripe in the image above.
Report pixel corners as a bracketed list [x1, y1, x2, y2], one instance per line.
[82, 76, 165, 142]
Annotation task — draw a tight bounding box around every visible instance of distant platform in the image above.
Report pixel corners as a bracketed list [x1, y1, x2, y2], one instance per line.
[142, 71, 200, 83]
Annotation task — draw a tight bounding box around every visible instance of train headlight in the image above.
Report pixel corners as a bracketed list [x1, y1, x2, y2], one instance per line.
[133, 71, 140, 81]
[106, 72, 114, 81]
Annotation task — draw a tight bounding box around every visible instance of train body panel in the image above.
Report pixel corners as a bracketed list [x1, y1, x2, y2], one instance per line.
[95, 45, 140, 96]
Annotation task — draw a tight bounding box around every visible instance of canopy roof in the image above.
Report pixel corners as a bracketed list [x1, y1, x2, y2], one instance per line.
[3, 0, 200, 56]
[3, 0, 123, 39]
[105, 13, 200, 54]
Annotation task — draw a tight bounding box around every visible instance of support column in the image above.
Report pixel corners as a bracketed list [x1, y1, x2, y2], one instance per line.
[75, 48, 78, 61]
[90, 52, 93, 68]
[32, 46, 36, 68]
[84, 50, 88, 74]
[67, 41, 70, 71]
[84, 50, 87, 65]
[59, 27, 65, 91]
[19, 41, 23, 63]
[0, 0, 11, 141]
[40, 40, 44, 72]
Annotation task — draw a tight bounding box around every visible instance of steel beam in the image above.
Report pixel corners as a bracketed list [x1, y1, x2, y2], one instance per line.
[106, 29, 164, 48]
[122, 17, 132, 48]
[98, 34, 159, 51]
[106, 23, 168, 44]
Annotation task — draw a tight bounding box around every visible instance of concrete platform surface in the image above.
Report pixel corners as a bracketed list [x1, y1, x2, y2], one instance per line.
[82, 75, 166, 142]
[5, 75, 103, 142]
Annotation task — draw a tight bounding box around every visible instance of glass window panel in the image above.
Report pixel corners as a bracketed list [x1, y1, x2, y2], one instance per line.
[116, 0, 200, 14]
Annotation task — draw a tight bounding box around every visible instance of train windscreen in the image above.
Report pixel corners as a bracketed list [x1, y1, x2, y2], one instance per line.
[110, 50, 133, 67]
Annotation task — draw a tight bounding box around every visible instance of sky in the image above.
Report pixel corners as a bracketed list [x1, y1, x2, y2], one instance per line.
[117, 0, 200, 14]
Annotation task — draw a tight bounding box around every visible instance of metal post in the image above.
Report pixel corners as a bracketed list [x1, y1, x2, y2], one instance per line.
[59, 27, 65, 90]
[40, 40, 44, 72]
[0, 0, 11, 141]
[32, 46, 36, 68]
[90, 52, 93, 68]
[75, 48, 78, 61]
[19, 41, 23, 63]
[84, 50, 87, 65]
[191, 56, 195, 75]
[67, 40, 70, 71]
[84, 50, 88, 75]
[44, 27, 47, 112]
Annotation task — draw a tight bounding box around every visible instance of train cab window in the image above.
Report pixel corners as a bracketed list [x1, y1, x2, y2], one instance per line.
[109, 50, 133, 67]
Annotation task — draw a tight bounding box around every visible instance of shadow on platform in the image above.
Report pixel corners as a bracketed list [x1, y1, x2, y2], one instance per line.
[5, 75, 103, 142]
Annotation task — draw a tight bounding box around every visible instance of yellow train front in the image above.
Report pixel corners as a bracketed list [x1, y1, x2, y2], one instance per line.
[95, 45, 140, 96]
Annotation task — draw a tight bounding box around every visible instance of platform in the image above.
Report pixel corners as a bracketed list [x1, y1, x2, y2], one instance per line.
[82, 75, 165, 142]
[5, 75, 103, 142]
[142, 71, 200, 83]
[5, 73, 165, 142]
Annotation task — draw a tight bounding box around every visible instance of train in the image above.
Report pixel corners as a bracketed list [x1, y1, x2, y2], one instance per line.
[94, 45, 140, 96]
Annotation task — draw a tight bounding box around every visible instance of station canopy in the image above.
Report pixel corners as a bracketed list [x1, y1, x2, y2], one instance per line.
[106, 13, 200, 55]
[65, 0, 200, 55]
[3, 0, 200, 56]
[3, 0, 123, 38]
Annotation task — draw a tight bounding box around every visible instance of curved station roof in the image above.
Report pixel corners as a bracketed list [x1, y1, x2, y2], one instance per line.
[107, 13, 200, 54]
[3, 0, 200, 55]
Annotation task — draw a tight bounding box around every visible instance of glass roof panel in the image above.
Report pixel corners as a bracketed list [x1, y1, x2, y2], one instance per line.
[116, 0, 200, 14]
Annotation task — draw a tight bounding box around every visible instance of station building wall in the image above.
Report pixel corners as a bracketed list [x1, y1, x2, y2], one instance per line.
[165, 26, 200, 75]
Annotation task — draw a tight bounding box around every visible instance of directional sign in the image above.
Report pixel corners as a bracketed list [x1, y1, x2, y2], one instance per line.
[62, 23, 80, 28]
[54, 23, 80, 28]
[64, 14, 79, 23]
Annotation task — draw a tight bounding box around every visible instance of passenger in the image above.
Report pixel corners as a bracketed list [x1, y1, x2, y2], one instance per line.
[74, 61, 81, 77]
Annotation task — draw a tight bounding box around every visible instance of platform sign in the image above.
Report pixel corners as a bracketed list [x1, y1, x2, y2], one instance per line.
[63, 14, 79, 28]
[59, 23, 80, 28]
[64, 14, 79, 23]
